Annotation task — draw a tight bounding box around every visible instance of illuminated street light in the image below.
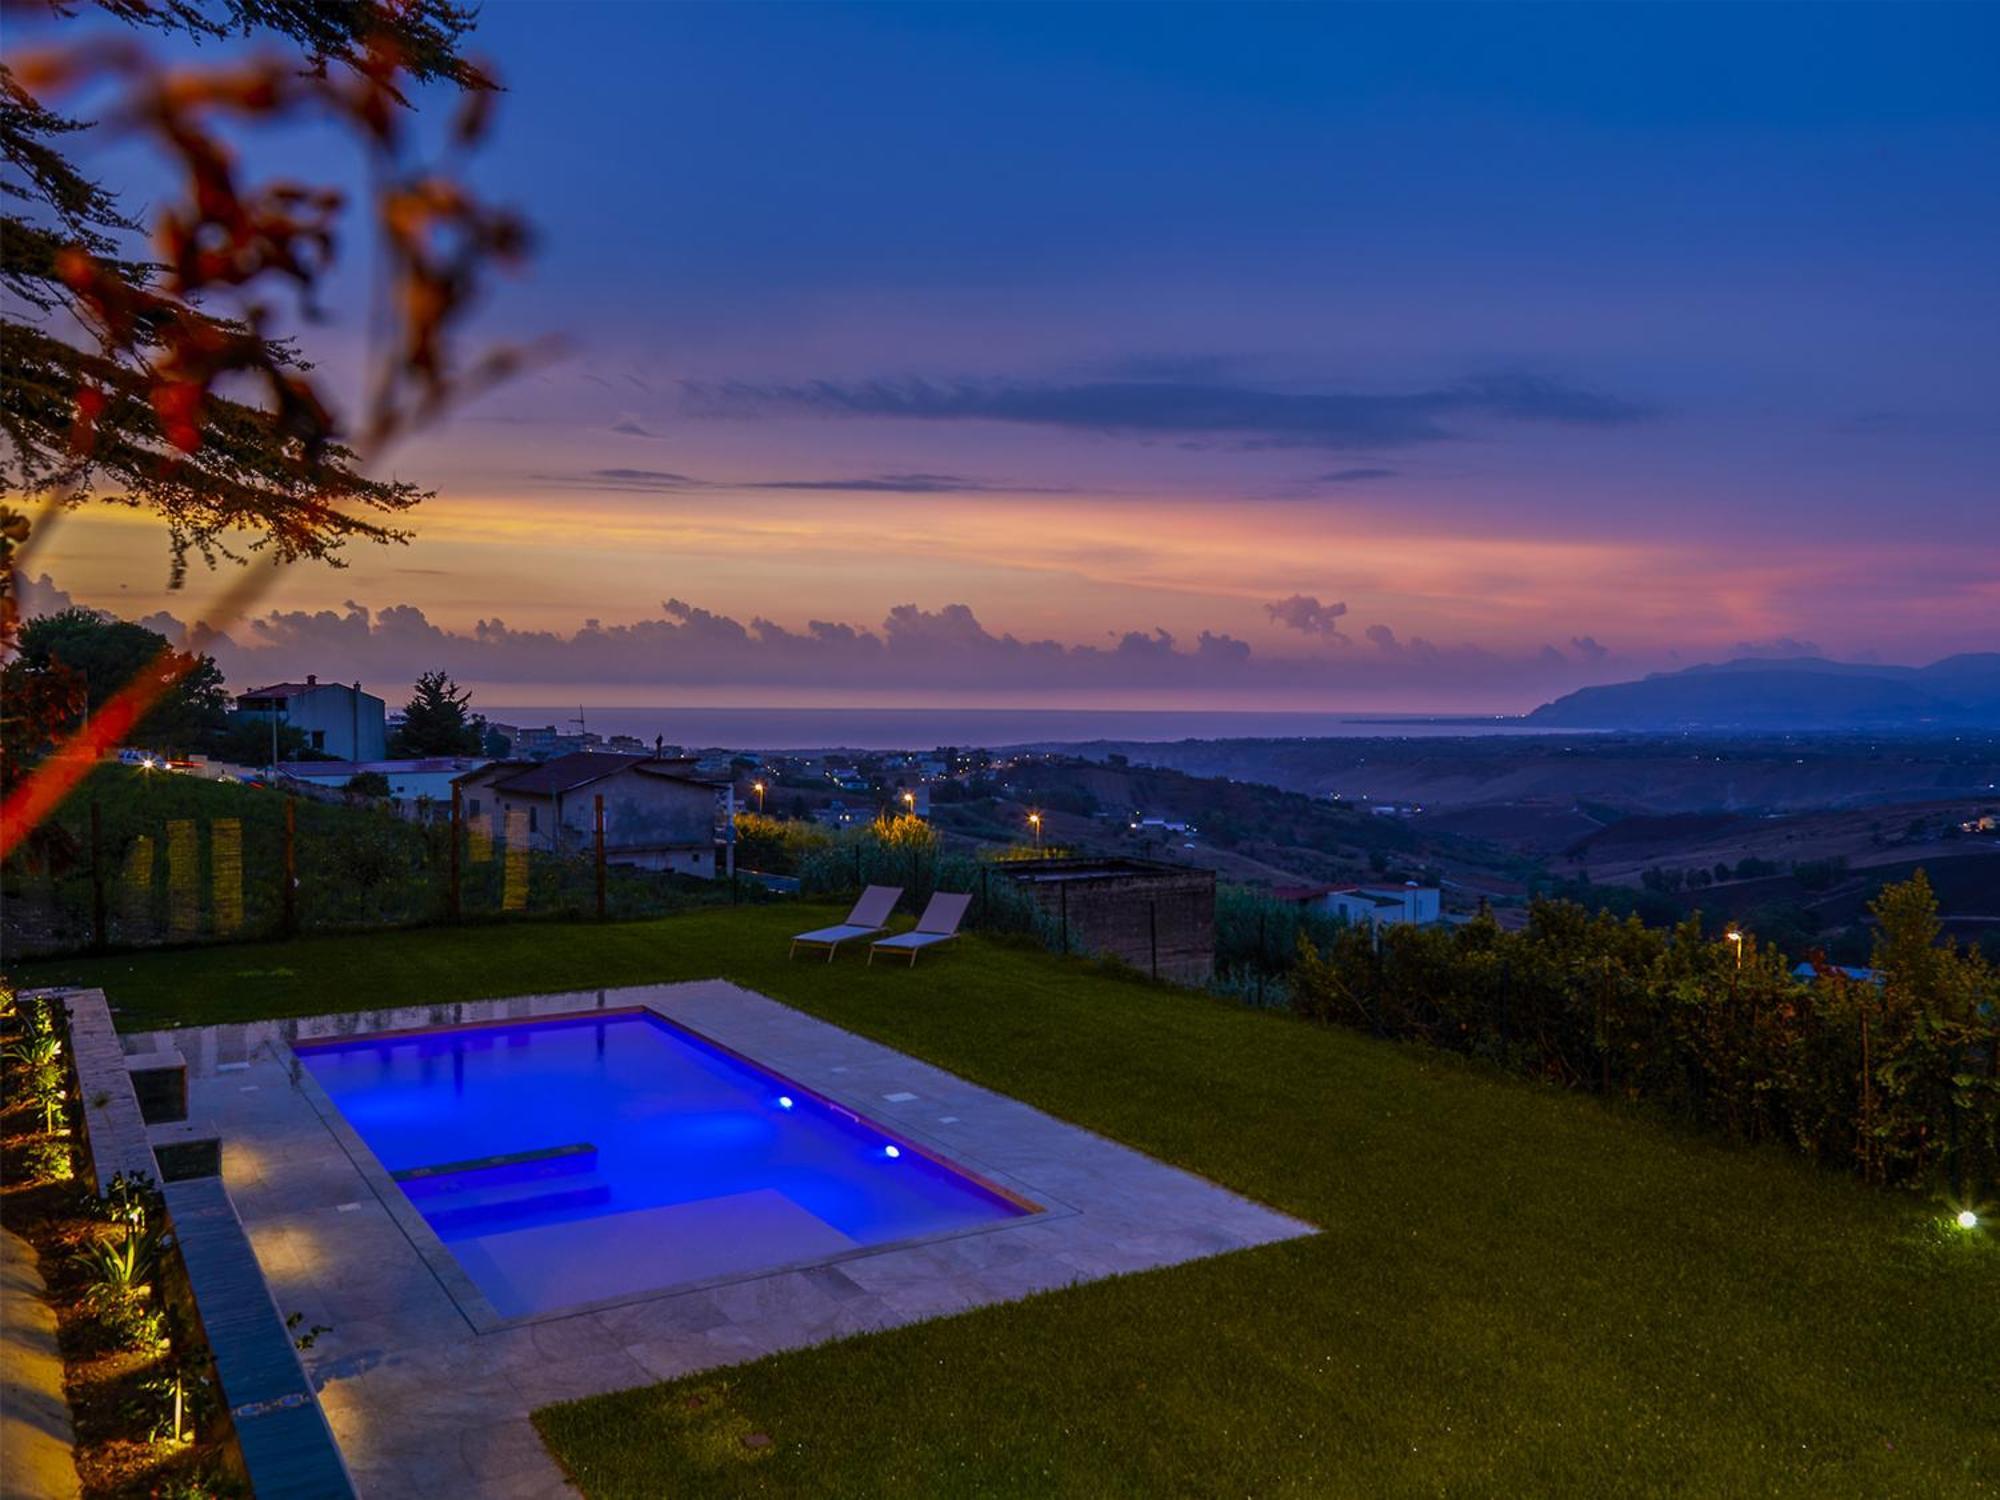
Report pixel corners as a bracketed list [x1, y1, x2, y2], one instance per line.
[752, 780, 766, 813]
[1029, 810, 1042, 848]
[1725, 928, 1744, 969]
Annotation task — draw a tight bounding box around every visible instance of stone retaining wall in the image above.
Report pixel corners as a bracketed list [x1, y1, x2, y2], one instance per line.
[24, 987, 356, 1499]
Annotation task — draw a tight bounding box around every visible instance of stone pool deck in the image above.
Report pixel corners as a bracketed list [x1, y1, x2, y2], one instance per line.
[130, 981, 1314, 1497]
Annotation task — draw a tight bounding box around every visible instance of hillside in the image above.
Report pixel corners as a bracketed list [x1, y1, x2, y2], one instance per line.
[1527, 654, 2000, 730]
[1056, 732, 2000, 814]
[927, 754, 1532, 903]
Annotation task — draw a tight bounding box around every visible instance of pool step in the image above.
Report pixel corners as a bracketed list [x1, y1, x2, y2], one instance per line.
[422, 1179, 613, 1236]
[395, 1145, 611, 1235]
[391, 1142, 596, 1183]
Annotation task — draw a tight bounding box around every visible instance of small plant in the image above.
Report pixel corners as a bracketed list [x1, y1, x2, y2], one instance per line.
[3, 1029, 64, 1072]
[92, 1171, 164, 1230]
[78, 1222, 161, 1311]
[286, 1311, 333, 1350]
[131, 1359, 212, 1445]
[22, 1138, 74, 1182]
[24, 1062, 70, 1133]
[95, 1289, 167, 1352]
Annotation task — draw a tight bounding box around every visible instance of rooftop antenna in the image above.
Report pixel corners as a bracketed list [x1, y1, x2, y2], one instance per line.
[570, 705, 587, 741]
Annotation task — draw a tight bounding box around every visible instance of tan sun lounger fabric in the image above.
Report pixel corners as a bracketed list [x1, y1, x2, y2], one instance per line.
[790, 885, 903, 960]
[869, 890, 972, 964]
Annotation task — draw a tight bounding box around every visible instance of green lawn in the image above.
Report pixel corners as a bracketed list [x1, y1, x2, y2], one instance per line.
[16, 908, 1998, 1496]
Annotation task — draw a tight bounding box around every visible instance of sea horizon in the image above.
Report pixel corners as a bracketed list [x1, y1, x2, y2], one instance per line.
[475, 704, 1549, 752]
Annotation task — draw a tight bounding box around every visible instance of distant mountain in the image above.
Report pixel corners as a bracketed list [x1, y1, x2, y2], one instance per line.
[1527, 654, 2000, 730]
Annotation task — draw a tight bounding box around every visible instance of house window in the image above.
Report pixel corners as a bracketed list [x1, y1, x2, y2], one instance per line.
[468, 798, 482, 817]
[310, 730, 326, 749]
[529, 806, 539, 833]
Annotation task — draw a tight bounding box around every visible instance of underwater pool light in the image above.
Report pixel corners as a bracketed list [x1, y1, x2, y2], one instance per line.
[777, 1096, 794, 1110]
[884, 1145, 901, 1159]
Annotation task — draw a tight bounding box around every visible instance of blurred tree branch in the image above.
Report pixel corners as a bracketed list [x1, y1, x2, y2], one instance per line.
[1, 0, 529, 633]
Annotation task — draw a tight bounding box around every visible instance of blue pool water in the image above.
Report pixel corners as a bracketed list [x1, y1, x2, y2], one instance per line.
[294, 1012, 1030, 1318]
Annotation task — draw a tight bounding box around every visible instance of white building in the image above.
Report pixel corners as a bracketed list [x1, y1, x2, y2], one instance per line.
[279, 757, 489, 817]
[453, 751, 729, 878]
[235, 675, 387, 761]
[1276, 881, 1443, 928]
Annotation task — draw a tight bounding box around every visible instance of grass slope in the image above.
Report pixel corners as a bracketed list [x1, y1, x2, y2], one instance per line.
[15, 909, 1998, 1496]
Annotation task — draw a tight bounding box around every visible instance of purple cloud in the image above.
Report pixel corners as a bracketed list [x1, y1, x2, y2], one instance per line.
[1266, 595, 1349, 637]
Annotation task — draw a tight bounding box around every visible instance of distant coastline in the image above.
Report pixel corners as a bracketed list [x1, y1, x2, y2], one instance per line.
[477, 705, 1548, 752]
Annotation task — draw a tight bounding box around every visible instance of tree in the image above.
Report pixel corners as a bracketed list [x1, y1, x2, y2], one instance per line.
[344, 771, 392, 799]
[2, 0, 528, 857]
[5, 607, 226, 756]
[392, 670, 483, 756]
[1, 2, 518, 601]
[207, 713, 312, 768]
[1871, 869, 1945, 1004]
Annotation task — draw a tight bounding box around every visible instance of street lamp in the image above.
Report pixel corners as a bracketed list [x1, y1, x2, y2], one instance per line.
[901, 790, 917, 818]
[752, 780, 766, 813]
[1029, 810, 1042, 849]
[1725, 928, 1744, 969]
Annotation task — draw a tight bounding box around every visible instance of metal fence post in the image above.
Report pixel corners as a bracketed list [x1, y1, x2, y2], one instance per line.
[89, 800, 107, 952]
[1149, 899, 1158, 980]
[280, 799, 297, 937]
[1059, 881, 1069, 955]
[448, 785, 463, 923]
[593, 793, 606, 920]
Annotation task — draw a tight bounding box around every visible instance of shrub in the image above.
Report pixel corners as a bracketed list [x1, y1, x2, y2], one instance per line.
[1285, 873, 1997, 1195]
[795, 824, 1052, 942]
[731, 813, 832, 875]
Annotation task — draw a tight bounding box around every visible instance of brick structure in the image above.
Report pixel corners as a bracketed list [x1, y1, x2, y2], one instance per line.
[1003, 858, 1215, 984]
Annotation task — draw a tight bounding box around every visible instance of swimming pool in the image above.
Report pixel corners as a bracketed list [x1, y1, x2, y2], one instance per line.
[294, 1010, 1034, 1319]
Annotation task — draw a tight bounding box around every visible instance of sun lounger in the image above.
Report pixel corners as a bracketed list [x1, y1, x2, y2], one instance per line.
[869, 891, 973, 966]
[790, 885, 903, 961]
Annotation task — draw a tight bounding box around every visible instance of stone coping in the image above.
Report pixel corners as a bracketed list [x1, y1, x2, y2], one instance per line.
[165, 1178, 358, 1499]
[28, 987, 155, 1195]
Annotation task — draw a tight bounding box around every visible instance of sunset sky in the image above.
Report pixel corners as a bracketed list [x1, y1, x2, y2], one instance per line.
[28, 2, 2000, 712]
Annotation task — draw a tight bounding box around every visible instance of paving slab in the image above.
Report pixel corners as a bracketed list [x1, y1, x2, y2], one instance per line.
[1, 1226, 81, 1500]
[126, 981, 1314, 1496]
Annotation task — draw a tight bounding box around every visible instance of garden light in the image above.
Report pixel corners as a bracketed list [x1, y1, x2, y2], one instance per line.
[1957, 1209, 1978, 1230]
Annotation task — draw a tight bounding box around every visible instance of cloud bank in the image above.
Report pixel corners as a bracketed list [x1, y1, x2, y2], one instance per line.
[17, 574, 1622, 711]
[681, 371, 1653, 451]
